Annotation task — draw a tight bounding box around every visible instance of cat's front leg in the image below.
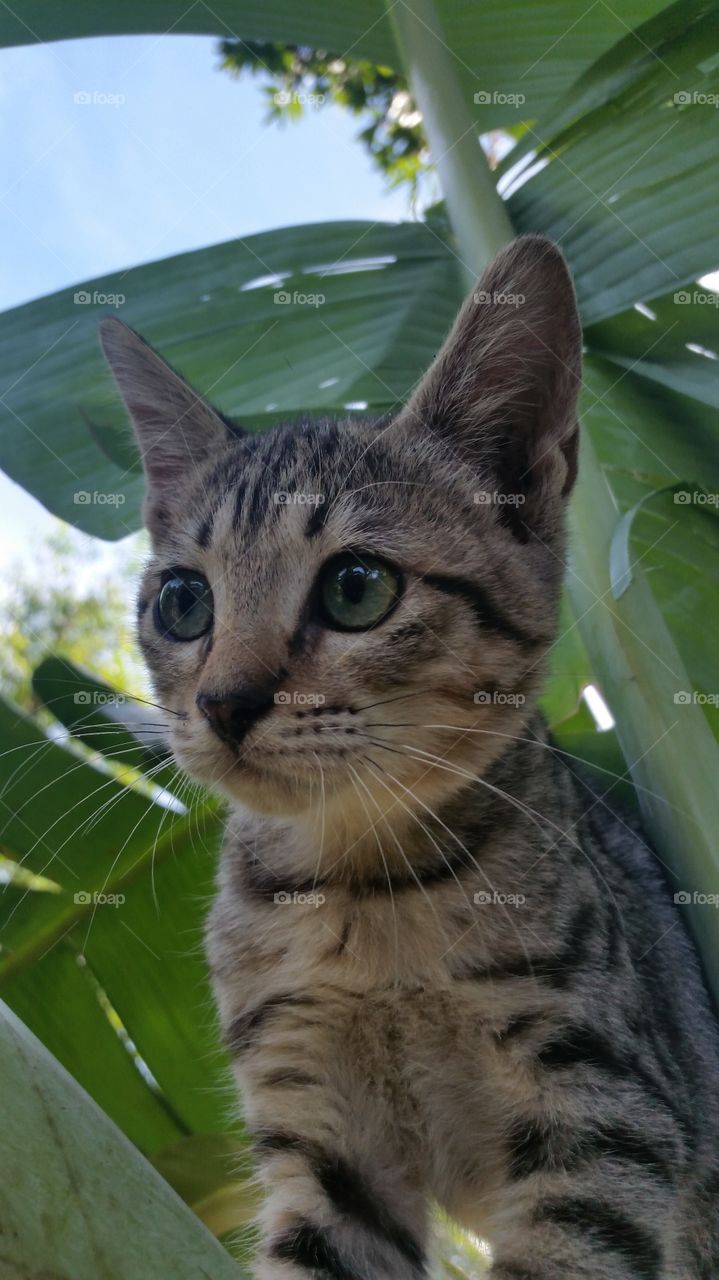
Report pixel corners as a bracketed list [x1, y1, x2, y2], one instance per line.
[225, 995, 430, 1280]
[252, 1145, 429, 1280]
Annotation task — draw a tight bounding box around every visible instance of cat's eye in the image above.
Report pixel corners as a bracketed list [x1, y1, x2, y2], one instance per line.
[156, 570, 213, 640]
[319, 553, 401, 631]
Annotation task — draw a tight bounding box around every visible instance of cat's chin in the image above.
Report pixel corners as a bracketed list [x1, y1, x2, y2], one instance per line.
[181, 751, 330, 818]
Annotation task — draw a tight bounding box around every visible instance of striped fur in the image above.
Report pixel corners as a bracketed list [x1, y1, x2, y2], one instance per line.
[102, 235, 719, 1279]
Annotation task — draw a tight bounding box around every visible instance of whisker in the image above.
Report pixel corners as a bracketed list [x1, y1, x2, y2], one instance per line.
[362, 754, 534, 970]
[2, 747, 175, 899]
[370, 737, 625, 922]
[32, 682, 186, 720]
[357, 755, 463, 946]
[354, 690, 428, 714]
[345, 759, 400, 960]
[2, 740, 173, 837]
[416, 722, 693, 820]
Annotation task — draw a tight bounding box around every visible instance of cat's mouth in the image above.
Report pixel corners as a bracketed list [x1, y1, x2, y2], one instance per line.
[169, 691, 501, 822]
[170, 706, 371, 809]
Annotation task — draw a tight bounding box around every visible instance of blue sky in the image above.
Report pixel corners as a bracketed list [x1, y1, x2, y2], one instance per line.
[0, 33, 409, 570]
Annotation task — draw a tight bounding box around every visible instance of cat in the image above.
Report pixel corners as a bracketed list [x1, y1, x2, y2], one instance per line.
[100, 234, 719, 1280]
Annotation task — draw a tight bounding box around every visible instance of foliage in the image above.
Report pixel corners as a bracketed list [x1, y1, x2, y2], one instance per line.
[0, 0, 718, 1274]
[219, 38, 432, 199]
[0, 1000, 246, 1279]
[0, 529, 141, 709]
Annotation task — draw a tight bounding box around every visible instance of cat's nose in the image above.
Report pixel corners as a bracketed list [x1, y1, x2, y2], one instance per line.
[196, 686, 275, 747]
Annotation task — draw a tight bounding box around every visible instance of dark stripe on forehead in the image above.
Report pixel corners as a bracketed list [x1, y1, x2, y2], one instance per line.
[195, 511, 214, 549]
[233, 473, 249, 529]
[423, 571, 542, 647]
[306, 499, 329, 538]
[244, 469, 268, 535]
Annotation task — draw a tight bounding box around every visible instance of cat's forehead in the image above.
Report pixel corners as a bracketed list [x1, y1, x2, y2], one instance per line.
[179, 415, 451, 550]
[147, 412, 495, 603]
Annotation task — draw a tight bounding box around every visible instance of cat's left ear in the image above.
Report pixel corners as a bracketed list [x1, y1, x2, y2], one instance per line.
[397, 234, 582, 536]
[99, 318, 240, 503]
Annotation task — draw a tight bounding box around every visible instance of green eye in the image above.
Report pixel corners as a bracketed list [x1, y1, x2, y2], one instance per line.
[319, 553, 401, 631]
[156, 570, 213, 640]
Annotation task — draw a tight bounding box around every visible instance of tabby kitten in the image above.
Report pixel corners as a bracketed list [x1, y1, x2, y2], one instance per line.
[101, 235, 719, 1280]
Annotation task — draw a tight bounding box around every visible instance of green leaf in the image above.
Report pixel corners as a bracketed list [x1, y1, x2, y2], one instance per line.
[0, 694, 234, 1143]
[0, 0, 670, 129]
[4, 942, 183, 1152]
[502, 0, 719, 323]
[0, 221, 463, 538]
[585, 287, 719, 410]
[0, 1000, 246, 1279]
[609, 484, 683, 599]
[538, 596, 593, 728]
[32, 654, 175, 788]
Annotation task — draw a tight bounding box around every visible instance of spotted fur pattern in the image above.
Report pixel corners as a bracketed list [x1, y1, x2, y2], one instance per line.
[101, 235, 719, 1279]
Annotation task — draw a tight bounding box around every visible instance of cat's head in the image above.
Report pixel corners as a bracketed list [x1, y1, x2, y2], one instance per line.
[100, 235, 581, 842]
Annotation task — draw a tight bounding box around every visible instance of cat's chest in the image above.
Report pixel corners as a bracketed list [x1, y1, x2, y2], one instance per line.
[209, 868, 551, 1061]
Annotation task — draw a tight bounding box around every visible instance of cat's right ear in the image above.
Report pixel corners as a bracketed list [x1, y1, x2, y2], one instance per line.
[393, 235, 582, 540]
[99, 318, 240, 510]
